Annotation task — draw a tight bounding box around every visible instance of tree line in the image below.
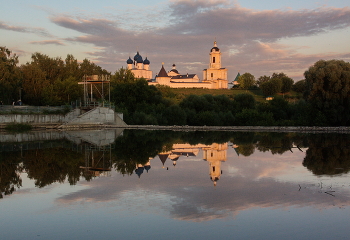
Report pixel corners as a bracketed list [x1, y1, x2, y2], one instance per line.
[1, 46, 349, 126]
[111, 59, 350, 126]
[0, 47, 109, 105]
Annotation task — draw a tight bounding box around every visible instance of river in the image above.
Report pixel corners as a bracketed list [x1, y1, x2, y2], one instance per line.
[1, 129, 349, 240]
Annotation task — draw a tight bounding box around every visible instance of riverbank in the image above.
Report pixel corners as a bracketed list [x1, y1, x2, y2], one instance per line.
[1, 123, 349, 133]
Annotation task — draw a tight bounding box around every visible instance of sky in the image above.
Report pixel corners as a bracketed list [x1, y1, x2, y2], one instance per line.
[1, 0, 350, 80]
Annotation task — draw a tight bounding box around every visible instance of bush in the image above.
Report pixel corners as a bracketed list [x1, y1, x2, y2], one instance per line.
[5, 123, 32, 132]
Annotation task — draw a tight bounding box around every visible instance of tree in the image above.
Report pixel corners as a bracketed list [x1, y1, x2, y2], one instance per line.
[237, 72, 256, 89]
[256, 75, 270, 87]
[292, 80, 306, 93]
[63, 54, 80, 80]
[233, 93, 256, 111]
[79, 58, 109, 78]
[260, 79, 281, 96]
[304, 59, 350, 125]
[271, 72, 288, 79]
[42, 76, 83, 105]
[280, 76, 294, 94]
[30, 52, 64, 84]
[21, 63, 48, 105]
[111, 79, 164, 114]
[0, 47, 21, 104]
[111, 67, 136, 84]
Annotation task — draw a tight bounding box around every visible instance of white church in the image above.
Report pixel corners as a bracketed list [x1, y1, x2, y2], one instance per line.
[126, 41, 228, 89]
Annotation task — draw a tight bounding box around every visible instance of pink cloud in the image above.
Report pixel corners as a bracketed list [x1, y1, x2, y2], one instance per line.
[22, 3, 350, 79]
[30, 40, 65, 46]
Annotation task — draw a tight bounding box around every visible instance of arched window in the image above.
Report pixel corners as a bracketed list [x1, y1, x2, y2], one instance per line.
[211, 73, 213, 78]
[213, 57, 216, 63]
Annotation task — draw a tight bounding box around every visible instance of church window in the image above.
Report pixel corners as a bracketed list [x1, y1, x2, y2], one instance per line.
[213, 57, 216, 63]
[212, 166, 216, 172]
[211, 73, 213, 78]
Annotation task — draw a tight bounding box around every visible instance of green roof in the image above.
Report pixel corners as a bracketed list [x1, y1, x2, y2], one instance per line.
[233, 72, 240, 82]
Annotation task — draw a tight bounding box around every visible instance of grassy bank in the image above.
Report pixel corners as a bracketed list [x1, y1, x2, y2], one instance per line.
[158, 87, 299, 103]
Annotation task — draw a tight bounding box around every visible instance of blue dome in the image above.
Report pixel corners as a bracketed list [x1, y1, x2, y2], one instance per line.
[127, 57, 133, 64]
[133, 51, 140, 61]
[136, 56, 143, 63]
[134, 51, 143, 63]
[143, 57, 150, 65]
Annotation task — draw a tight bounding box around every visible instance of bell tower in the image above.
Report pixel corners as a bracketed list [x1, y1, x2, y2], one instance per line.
[202, 41, 228, 88]
[209, 41, 221, 69]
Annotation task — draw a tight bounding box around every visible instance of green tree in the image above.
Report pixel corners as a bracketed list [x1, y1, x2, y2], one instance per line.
[237, 72, 256, 89]
[111, 79, 165, 123]
[292, 80, 306, 93]
[42, 76, 83, 105]
[79, 58, 109, 78]
[163, 105, 187, 125]
[304, 59, 350, 125]
[235, 109, 274, 126]
[260, 78, 282, 96]
[233, 93, 256, 111]
[111, 67, 136, 84]
[63, 54, 80, 79]
[280, 76, 294, 94]
[256, 75, 270, 87]
[30, 52, 64, 84]
[21, 63, 48, 105]
[257, 97, 292, 125]
[0, 47, 21, 104]
[271, 72, 288, 79]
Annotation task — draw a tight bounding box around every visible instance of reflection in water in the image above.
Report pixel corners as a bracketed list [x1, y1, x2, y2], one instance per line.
[1, 131, 350, 198]
[303, 134, 350, 175]
[1, 130, 350, 239]
[154, 143, 228, 186]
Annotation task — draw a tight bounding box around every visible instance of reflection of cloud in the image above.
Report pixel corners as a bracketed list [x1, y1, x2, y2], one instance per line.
[55, 153, 350, 222]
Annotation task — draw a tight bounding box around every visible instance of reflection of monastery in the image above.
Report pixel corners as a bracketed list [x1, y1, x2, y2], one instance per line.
[127, 41, 228, 89]
[135, 143, 228, 186]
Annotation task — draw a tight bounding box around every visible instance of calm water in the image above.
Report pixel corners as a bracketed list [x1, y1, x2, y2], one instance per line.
[1, 130, 350, 240]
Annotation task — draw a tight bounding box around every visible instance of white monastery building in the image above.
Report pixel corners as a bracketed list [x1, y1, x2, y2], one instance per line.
[126, 52, 152, 80]
[126, 41, 228, 89]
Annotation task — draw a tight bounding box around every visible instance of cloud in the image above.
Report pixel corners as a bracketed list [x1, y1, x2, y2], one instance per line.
[0, 21, 53, 38]
[30, 40, 65, 46]
[33, 2, 350, 78]
[55, 162, 350, 222]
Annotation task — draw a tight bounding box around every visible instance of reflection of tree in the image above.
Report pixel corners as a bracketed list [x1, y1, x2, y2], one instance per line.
[0, 152, 22, 198]
[231, 132, 257, 145]
[237, 144, 255, 156]
[23, 148, 84, 187]
[180, 131, 233, 145]
[256, 133, 308, 155]
[112, 130, 179, 175]
[256, 133, 292, 154]
[303, 134, 350, 175]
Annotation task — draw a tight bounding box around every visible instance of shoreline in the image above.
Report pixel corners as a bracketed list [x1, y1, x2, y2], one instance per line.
[1, 123, 350, 133]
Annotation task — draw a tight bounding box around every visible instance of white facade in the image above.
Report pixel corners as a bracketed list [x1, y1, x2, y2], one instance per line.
[126, 52, 152, 80]
[202, 41, 228, 89]
[149, 42, 228, 89]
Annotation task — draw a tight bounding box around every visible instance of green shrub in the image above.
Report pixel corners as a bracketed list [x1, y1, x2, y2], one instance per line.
[5, 123, 32, 132]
